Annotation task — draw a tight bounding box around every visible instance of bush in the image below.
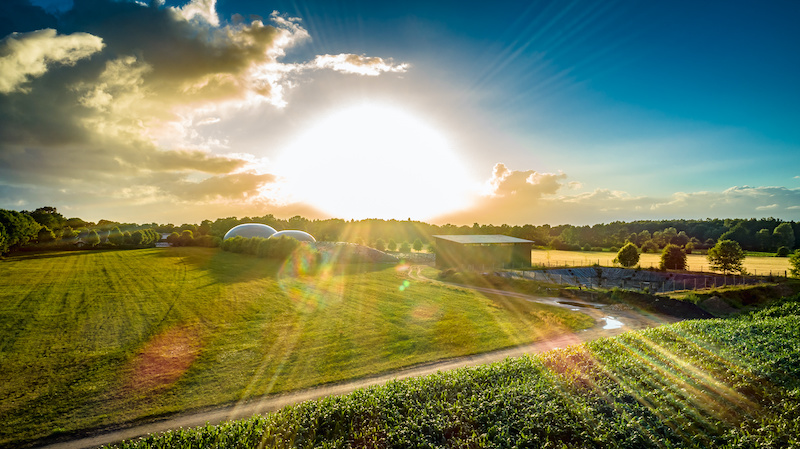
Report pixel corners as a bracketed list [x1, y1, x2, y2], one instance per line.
[614, 242, 639, 268]
[707, 239, 745, 275]
[776, 246, 790, 257]
[659, 244, 686, 270]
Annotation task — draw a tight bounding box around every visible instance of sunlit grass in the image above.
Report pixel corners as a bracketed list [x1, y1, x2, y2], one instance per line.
[0, 247, 591, 446]
[110, 295, 800, 448]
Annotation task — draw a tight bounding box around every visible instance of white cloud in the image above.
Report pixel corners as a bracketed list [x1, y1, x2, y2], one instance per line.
[434, 164, 800, 225]
[0, 29, 103, 94]
[174, 0, 219, 26]
[313, 54, 409, 76]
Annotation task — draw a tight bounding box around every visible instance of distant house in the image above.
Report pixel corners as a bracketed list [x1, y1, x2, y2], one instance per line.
[432, 235, 533, 270]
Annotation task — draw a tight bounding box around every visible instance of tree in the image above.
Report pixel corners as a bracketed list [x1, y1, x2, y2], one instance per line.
[108, 227, 124, 246]
[61, 226, 78, 240]
[614, 242, 640, 268]
[374, 238, 386, 252]
[167, 232, 181, 246]
[387, 239, 397, 251]
[37, 226, 56, 243]
[399, 241, 411, 253]
[659, 244, 686, 270]
[790, 251, 800, 277]
[641, 240, 658, 253]
[180, 229, 194, 246]
[776, 246, 790, 257]
[707, 239, 745, 274]
[412, 239, 423, 252]
[26, 206, 66, 230]
[85, 230, 100, 247]
[130, 230, 144, 246]
[756, 228, 772, 251]
[773, 223, 795, 250]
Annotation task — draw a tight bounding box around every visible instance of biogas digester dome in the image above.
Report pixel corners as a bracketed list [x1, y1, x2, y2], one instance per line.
[271, 230, 316, 243]
[223, 223, 277, 240]
[223, 224, 316, 243]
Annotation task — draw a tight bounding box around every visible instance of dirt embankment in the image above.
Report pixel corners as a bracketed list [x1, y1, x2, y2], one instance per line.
[563, 288, 714, 320]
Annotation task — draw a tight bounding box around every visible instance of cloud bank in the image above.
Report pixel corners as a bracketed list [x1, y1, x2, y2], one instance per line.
[0, 0, 409, 222]
[434, 164, 800, 225]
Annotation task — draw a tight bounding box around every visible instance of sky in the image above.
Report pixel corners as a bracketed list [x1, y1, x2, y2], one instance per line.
[1, 0, 799, 226]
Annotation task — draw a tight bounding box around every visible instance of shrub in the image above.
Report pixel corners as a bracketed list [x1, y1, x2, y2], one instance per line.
[776, 246, 790, 257]
[614, 242, 639, 268]
[707, 239, 745, 275]
[659, 244, 686, 270]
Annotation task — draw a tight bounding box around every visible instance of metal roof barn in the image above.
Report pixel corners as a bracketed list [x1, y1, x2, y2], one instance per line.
[432, 235, 533, 270]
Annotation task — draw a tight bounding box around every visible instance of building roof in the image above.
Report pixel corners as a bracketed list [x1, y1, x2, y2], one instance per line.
[432, 235, 533, 244]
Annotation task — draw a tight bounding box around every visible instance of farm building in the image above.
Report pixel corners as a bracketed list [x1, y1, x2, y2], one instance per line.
[432, 235, 533, 270]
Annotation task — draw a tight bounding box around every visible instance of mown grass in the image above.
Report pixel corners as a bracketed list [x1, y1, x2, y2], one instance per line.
[110, 295, 800, 448]
[0, 248, 591, 446]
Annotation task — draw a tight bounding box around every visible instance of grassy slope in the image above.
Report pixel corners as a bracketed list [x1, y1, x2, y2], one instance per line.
[112, 297, 800, 449]
[0, 248, 592, 446]
[531, 249, 791, 274]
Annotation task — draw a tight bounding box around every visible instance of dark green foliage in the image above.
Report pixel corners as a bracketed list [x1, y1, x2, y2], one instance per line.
[641, 240, 658, 253]
[614, 242, 639, 267]
[112, 297, 800, 449]
[790, 251, 800, 277]
[166, 232, 180, 246]
[221, 235, 304, 261]
[25, 206, 66, 230]
[707, 239, 745, 274]
[776, 246, 790, 257]
[659, 244, 686, 270]
[180, 230, 194, 246]
[773, 223, 795, 250]
[108, 227, 124, 246]
[0, 209, 40, 253]
[85, 230, 100, 246]
[36, 226, 56, 243]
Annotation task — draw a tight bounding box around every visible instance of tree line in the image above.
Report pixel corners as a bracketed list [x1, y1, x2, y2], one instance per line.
[1, 207, 798, 258]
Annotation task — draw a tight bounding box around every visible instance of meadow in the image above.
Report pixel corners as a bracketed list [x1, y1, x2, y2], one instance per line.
[0, 248, 591, 446]
[110, 295, 800, 448]
[531, 249, 791, 275]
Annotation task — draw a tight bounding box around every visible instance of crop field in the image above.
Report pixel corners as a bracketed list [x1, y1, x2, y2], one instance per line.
[531, 249, 791, 275]
[0, 248, 592, 446]
[111, 296, 800, 448]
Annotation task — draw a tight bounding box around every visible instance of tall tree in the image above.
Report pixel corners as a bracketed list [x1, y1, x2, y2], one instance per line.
[659, 244, 687, 270]
[707, 240, 745, 275]
[614, 242, 640, 268]
[790, 251, 800, 277]
[773, 223, 795, 249]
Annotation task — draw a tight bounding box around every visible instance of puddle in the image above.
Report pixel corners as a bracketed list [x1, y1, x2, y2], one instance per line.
[603, 316, 624, 330]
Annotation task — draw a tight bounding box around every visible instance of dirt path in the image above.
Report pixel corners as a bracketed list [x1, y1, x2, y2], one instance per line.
[41, 267, 683, 449]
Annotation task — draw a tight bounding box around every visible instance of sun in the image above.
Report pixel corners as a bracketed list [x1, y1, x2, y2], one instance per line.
[276, 103, 473, 220]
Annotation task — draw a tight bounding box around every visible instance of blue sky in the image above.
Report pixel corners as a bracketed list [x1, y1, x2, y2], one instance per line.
[2, 0, 799, 224]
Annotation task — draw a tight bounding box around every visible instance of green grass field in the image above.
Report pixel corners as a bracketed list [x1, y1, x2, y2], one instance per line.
[110, 295, 800, 449]
[531, 249, 791, 275]
[0, 248, 592, 446]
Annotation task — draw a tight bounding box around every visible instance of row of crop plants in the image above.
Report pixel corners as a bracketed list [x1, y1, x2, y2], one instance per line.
[110, 297, 800, 449]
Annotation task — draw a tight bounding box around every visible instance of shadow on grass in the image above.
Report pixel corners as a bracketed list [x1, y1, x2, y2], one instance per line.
[159, 247, 394, 285]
